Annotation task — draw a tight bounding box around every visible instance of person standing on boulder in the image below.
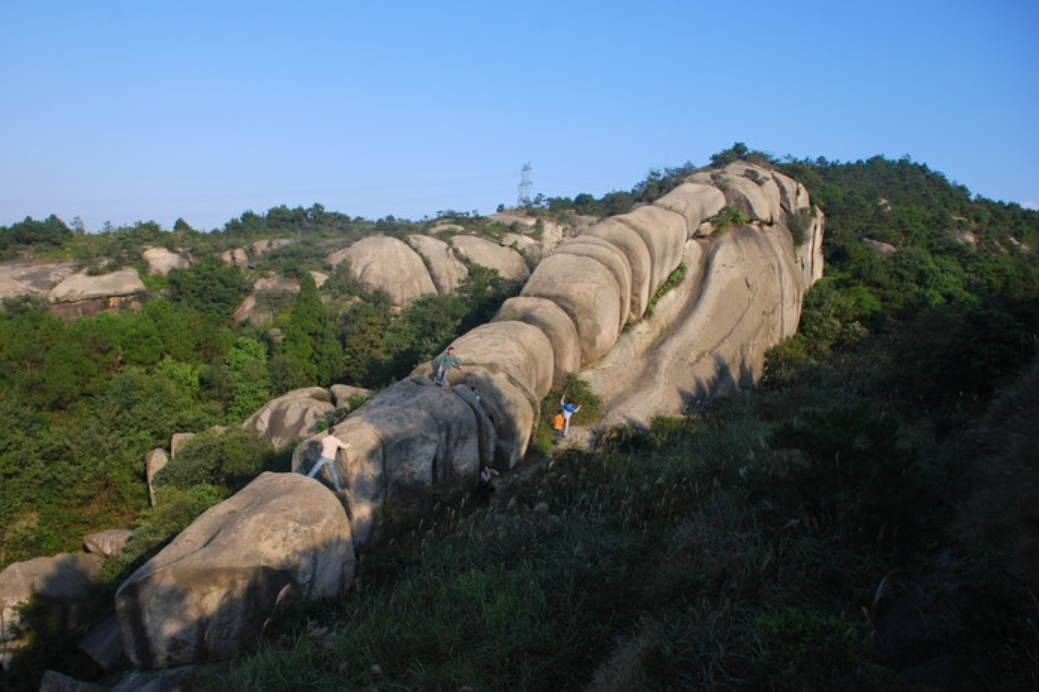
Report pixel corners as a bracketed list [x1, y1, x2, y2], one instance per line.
[435, 346, 463, 386]
[560, 396, 581, 437]
[308, 426, 350, 490]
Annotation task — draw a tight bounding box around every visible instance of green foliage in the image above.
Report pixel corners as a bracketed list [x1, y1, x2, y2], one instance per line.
[381, 293, 469, 383]
[154, 428, 274, 492]
[890, 302, 1036, 409]
[0, 215, 72, 258]
[754, 607, 870, 691]
[704, 205, 749, 233]
[644, 262, 687, 317]
[337, 297, 391, 387]
[213, 336, 273, 421]
[166, 255, 250, 322]
[280, 272, 342, 388]
[456, 263, 521, 334]
[787, 206, 814, 247]
[532, 374, 604, 454]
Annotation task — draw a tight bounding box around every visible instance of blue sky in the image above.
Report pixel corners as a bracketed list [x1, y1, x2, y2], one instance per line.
[2, 0, 1037, 232]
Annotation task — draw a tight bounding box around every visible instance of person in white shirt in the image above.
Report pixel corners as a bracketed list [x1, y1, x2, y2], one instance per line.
[307, 426, 350, 490]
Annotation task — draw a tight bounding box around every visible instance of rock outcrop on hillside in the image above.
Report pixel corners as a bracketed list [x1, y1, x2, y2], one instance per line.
[450, 235, 531, 283]
[329, 235, 436, 308]
[0, 260, 77, 300]
[115, 161, 824, 669]
[48, 267, 146, 303]
[408, 234, 469, 294]
[242, 387, 335, 450]
[115, 472, 354, 668]
[304, 161, 823, 550]
[141, 247, 190, 275]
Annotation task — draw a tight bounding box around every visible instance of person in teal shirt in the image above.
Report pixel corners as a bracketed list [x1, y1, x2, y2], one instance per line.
[435, 346, 463, 386]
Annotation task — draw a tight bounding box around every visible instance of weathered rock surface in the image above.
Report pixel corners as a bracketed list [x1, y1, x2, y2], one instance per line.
[0, 260, 77, 300]
[0, 553, 102, 667]
[104, 161, 823, 673]
[295, 379, 494, 547]
[330, 384, 372, 409]
[219, 248, 248, 268]
[242, 387, 333, 450]
[141, 248, 190, 276]
[77, 614, 125, 673]
[116, 472, 354, 668]
[582, 166, 824, 427]
[250, 238, 295, 256]
[520, 252, 625, 364]
[450, 235, 531, 283]
[408, 234, 469, 294]
[145, 448, 169, 506]
[48, 267, 146, 303]
[494, 296, 581, 387]
[654, 182, 727, 237]
[330, 235, 436, 308]
[619, 204, 688, 294]
[583, 220, 654, 319]
[84, 529, 134, 558]
[862, 237, 897, 255]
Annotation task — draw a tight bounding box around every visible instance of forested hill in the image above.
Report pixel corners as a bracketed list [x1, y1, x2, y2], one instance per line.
[2, 147, 1038, 691]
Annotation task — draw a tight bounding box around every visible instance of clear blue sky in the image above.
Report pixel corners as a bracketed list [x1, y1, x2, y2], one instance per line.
[2, 1, 1037, 232]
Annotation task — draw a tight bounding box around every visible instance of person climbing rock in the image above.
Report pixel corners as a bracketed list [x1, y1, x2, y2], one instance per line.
[307, 426, 350, 490]
[560, 396, 581, 437]
[435, 346, 463, 386]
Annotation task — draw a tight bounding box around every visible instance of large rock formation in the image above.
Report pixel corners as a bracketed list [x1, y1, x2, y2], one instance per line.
[117, 161, 824, 669]
[292, 378, 494, 546]
[329, 235, 436, 308]
[450, 235, 531, 283]
[407, 234, 469, 294]
[0, 553, 102, 668]
[141, 247, 190, 276]
[48, 268, 146, 303]
[242, 387, 334, 450]
[298, 161, 823, 548]
[0, 260, 77, 300]
[115, 472, 354, 668]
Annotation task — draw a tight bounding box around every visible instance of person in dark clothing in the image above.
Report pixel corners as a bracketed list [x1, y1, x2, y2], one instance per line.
[477, 464, 498, 504]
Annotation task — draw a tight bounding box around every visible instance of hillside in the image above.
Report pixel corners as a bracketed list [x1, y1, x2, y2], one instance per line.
[1, 148, 1038, 691]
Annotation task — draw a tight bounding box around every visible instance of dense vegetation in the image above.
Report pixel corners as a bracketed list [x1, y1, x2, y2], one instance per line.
[2, 146, 1038, 690]
[0, 208, 520, 575]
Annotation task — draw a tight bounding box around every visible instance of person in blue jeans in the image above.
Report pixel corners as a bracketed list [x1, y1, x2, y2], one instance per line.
[561, 396, 581, 437]
[308, 426, 350, 490]
[435, 346, 464, 386]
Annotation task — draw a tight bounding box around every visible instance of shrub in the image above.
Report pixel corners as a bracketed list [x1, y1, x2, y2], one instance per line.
[644, 262, 687, 317]
[153, 428, 273, 492]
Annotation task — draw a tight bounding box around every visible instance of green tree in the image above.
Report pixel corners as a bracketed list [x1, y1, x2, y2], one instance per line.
[166, 256, 249, 322]
[338, 297, 391, 387]
[281, 272, 342, 387]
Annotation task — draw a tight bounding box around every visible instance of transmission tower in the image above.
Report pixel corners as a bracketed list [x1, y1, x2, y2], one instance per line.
[517, 163, 532, 207]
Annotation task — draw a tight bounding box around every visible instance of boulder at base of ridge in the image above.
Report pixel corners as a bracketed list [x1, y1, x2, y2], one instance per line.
[115, 472, 354, 668]
[0, 553, 102, 668]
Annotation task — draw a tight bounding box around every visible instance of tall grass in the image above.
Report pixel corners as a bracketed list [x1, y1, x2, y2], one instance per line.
[178, 359, 1038, 692]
